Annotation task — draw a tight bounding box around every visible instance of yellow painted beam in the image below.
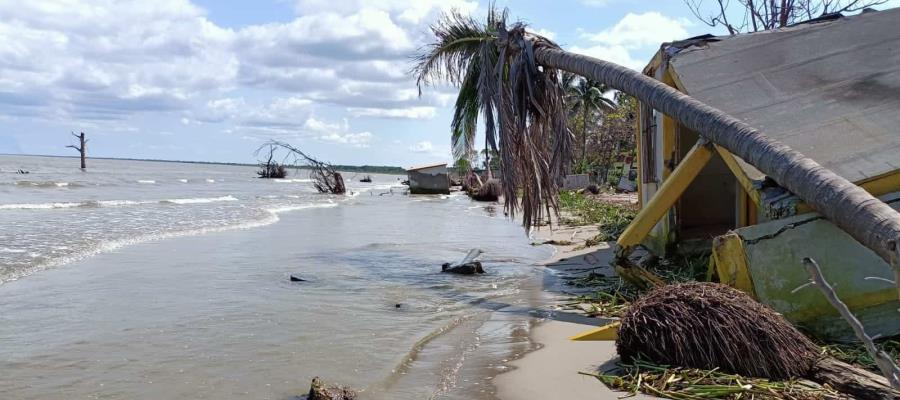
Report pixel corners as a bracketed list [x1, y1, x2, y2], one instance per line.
[617, 140, 714, 250]
[570, 321, 620, 341]
[792, 170, 900, 216]
[711, 232, 755, 296]
[714, 145, 761, 206]
[858, 170, 900, 196]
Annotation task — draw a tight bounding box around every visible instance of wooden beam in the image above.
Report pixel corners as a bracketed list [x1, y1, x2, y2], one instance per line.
[617, 139, 714, 251]
[570, 321, 620, 341]
[715, 145, 761, 206]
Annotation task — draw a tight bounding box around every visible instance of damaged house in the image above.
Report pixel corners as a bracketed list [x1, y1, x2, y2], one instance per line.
[629, 8, 900, 340]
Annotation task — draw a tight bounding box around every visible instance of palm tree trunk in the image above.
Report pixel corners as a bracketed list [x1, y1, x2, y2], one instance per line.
[582, 106, 588, 167]
[533, 47, 900, 270]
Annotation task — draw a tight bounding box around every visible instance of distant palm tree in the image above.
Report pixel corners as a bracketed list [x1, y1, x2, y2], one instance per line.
[565, 75, 615, 170]
[416, 6, 900, 278]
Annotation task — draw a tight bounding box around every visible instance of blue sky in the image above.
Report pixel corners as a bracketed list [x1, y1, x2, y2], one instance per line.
[1, 0, 897, 166]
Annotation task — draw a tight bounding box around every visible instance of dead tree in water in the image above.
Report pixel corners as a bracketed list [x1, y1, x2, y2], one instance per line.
[66, 132, 87, 169]
[256, 144, 287, 178]
[256, 141, 345, 194]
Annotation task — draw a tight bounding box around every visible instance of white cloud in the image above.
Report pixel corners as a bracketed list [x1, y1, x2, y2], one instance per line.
[532, 28, 557, 41]
[348, 106, 436, 119]
[409, 141, 434, 153]
[0, 0, 471, 130]
[318, 131, 372, 147]
[571, 12, 691, 70]
[303, 116, 372, 147]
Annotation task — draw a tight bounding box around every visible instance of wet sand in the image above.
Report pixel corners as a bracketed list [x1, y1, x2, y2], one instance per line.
[494, 224, 656, 399]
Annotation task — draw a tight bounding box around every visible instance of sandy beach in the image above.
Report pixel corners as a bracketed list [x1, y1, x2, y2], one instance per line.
[495, 222, 655, 400]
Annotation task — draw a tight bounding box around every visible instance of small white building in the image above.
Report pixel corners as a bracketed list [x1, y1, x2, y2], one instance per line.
[407, 163, 449, 194]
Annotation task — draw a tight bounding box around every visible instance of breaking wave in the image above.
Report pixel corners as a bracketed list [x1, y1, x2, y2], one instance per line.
[161, 195, 238, 205]
[0, 196, 238, 210]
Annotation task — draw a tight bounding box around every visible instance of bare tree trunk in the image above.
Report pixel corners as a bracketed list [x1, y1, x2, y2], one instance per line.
[532, 46, 900, 274]
[66, 132, 87, 169]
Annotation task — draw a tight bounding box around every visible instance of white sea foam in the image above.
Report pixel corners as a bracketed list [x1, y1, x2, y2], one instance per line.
[0, 247, 26, 253]
[55, 182, 69, 187]
[163, 195, 237, 205]
[273, 178, 313, 183]
[96, 199, 153, 207]
[0, 213, 281, 285]
[265, 201, 337, 214]
[0, 202, 84, 210]
[178, 179, 189, 183]
[137, 180, 156, 184]
[205, 179, 216, 183]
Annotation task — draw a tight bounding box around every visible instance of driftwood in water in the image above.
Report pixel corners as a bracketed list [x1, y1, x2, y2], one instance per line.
[65, 131, 87, 169]
[306, 377, 355, 400]
[256, 144, 288, 178]
[469, 178, 500, 202]
[617, 282, 897, 399]
[256, 141, 345, 194]
[442, 249, 486, 274]
[442, 261, 485, 274]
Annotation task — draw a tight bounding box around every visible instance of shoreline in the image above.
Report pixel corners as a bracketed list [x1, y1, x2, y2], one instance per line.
[493, 222, 654, 400]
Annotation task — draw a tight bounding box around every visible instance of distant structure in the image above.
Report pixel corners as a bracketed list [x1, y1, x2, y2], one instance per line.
[406, 163, 449, 194]
[66, 131, 87, 169]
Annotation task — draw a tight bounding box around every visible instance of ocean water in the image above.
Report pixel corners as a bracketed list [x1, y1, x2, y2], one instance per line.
[0, 155, 554, 399]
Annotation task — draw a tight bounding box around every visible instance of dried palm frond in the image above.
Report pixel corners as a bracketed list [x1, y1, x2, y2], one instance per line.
[494, 22, 572, 229]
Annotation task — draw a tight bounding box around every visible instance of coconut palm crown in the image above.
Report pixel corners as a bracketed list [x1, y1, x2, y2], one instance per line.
[414, 6, 572, 229]
[565, 75, 615, 171]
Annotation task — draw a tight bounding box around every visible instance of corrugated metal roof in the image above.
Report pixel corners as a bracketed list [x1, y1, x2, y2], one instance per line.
[667, 8, 900, 183]
[407, 162, 447, 171]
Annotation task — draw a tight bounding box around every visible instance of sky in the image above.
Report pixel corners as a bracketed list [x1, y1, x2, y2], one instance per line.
[1, 0, 897, 166]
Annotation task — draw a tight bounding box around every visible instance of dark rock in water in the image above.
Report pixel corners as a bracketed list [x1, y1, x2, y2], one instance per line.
[290, 274, 307, 282]
[307, 377, 356, 400]
[394, 303, 402, 308]
[441, 261, 485, 274]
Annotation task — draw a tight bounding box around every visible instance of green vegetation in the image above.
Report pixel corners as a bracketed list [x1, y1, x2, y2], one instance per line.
[580, 359, 839, 399]
[558, 190, 636, 241]
[822, 339, 900, 373]
[561, 254, 709, 319]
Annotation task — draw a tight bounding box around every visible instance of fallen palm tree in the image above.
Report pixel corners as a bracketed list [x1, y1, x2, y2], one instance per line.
[414, 6, 900, 296]
[616, 282, 896, 399]
[256, 141, 345, 194]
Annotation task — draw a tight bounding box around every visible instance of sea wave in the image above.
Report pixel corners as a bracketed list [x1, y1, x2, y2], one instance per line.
[272, 178, 313, 183]
[265, 201, 337, 214]
[0, 196, 238, 210]
[0, 213, 281, 285]
[0, 199, 340, 285]
[0, 202, 86, 210]
[13, 181, 81, 188]
[162, 195, 238, 205]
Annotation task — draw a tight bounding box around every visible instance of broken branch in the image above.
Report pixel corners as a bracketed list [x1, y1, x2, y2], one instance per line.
[801, 257, 900, 389]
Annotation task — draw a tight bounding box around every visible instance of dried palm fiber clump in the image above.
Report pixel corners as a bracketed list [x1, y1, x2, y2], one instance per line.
[616, 282, 819, 380]
[615, 282, 898, 399]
